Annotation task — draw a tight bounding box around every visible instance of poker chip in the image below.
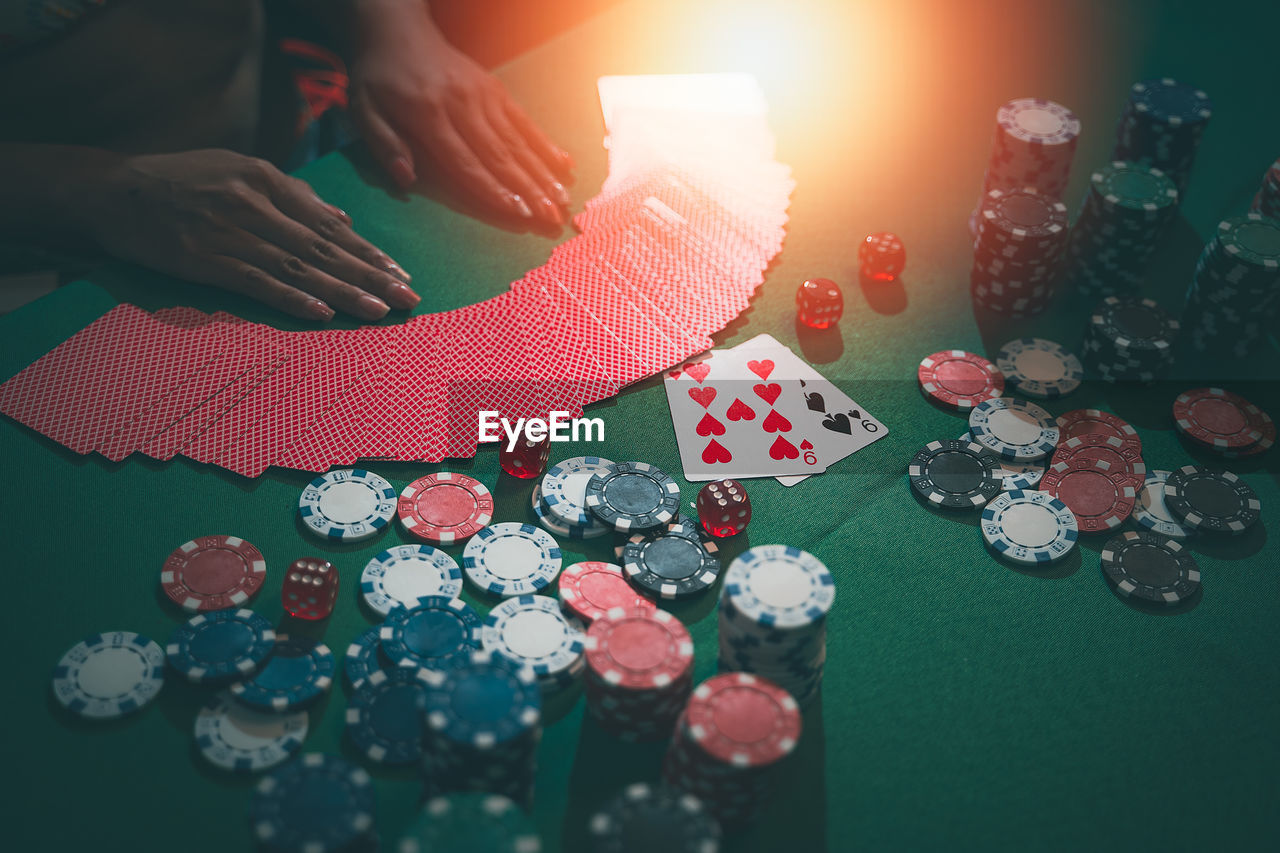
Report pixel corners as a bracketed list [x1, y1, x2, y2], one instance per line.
[540, 456, 615, 527]
[462, 522, 563, 597]
[166, 608, 276, 684]
[345, 666, 434, 765]
[360, 544, 463, 617]
[980, 490, 1078, 565]
[585, 607, 694, 691]
[344, 625, 392, 689]
[916, 350, 1004, 410]
[557, 561, 656, 624]
[160, 535, 266, 613]
[481, 595, 585, 690]
[1224, 408, 1275, 459]
[584, 461, 682, 531]
[1132, 471, 1193, 540]
[397, 472, 493, 545]
[298, 469, 396, 542]
[229, 634, 335, 712]
[51, 631, 165, 719]
[422, 649, 542, 748]
[399, 793, 542, 853]
[251, 753, 374, 851]
[589, 783, 721, 853]
[1164, 465, 1261, 534]
[908, 439, 1001, 509]
[1173, 388, 1265, 451]
[1082, 297, 1180, 380]
[684, 672, 800, 767]
[967, 397, 1059, 461]
[1050, 435, 1147, 488]
[195, 693, 307, 772]
[722, 545, 835, 630]
[379, 595, 482, 670]
[1040, 454, 1137, 533]
[1101, 531, 1201, 606]
[1056, 409, 1142, 461]
[1184, 214, 1280, 357]
[531, 482, 611, 540]
[621, 522, 721, 599]
[996, 338, 1082, 399]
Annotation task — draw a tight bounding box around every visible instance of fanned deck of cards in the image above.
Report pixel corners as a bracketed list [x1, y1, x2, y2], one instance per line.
[0, 74, 795, 477]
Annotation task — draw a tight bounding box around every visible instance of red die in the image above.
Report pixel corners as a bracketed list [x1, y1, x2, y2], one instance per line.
[796, 278, 843, 329]
[858, 232, 906, 282]
[697, 480, 751, 538]
[499, 430, 551, 479]
[282, 557, 338, 620]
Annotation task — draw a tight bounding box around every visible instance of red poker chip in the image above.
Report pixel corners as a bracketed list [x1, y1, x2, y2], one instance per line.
[1056, 409, 1142, 460]
[917, 350, 1004, 410]
[160, 535, 266, 613]
[396, 472, 493, 545]
[683, 672, 802, 768]
[557, 561, 656, 624]
[584, 606, 693, 692]
[1040, 454, 1136, 533]
[1225, 409, 1275, 459]
[1050, 435, 1146, 488]
[1172, 388, 1264, 451]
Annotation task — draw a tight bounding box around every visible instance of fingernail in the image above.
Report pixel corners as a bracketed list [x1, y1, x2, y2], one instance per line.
[509, 193, 534, 219]
[540, 197, 563, 225]
[357, 293, 390, 319]
[315, 196, 351, 222]
[382, 259, 411, 283]
[559, 149, 575, 169]
[304, 299, 334, 320]
[387, 282, 420, 309]
[391, 157, 415, 189]
[551, 181, 571, 207]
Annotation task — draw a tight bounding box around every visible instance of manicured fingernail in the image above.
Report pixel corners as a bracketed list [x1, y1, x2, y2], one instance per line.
[387, 282, 420, 309]
[540, 197, 563, 225]
[559, 149, 574, 169]
[509, 193, 533, 219]
[391, 157, 415, 189]
[551, 182, 570, 207]
[382, 260, 411, 283]
[356, 293, 389, 318]
[304, 299, 334, 320]
[329, 204, 350, 222]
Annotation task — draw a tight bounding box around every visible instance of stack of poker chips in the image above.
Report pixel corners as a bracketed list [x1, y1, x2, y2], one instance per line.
[969, 97, 1080, 235]
[1251, 158, 1280, 219]
[970, 187, 1069, 318]
[420, 650, 543, 807]
[663, 672, 802, 827]
[1061, 161, 1179, 298]
[588, 783, 722, 852]
[717, 545, 834, 705]
[583, 606, 694, 742]
[1111, 78, 1212, 198]
[1182, 214, 1280, 358]
[1082, 296, 1179, 382]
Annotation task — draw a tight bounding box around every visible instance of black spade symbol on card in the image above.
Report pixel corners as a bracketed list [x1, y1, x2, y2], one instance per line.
[849, 408, 861, 419]
[805, 391, 826, 413]
[822, 412, 852, 434]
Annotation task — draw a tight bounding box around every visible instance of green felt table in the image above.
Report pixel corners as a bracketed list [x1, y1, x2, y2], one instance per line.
[5, 1, 1280, 850]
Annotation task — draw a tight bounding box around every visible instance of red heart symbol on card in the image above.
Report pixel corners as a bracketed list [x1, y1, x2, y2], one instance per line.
[726, 398, 756, 421]
[800, 439, 814, 450]
[685, 362, 711, 383]
[687, 387, 717, 409]
[753, 383, 781, 406]
[763, 409, 792, 433]
[702, 439, 732, 464]
[747, 360, 774, 380]
[696, 413, 726, 436]
[667, 368, 683, 379]
[769, 435, 799, 460]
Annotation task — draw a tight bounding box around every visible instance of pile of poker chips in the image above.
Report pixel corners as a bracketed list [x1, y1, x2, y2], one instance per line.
[398, 792, 541, 853]
[1182, 214, 1280, 357]
[420, 649, 543, 806]
[1252, 158, 1280, 219]
[588, 783, 722, 853]
[1172, 387, 1275, 460]
[663, 672, 802, 827]
[717, 545, 834, 705]
[620, 520, 721, 600]
[480, 594, 586, 693]
[1061, 162, 1179, 298]
[970, 97, 1081, 234]
[583, 606, 694, 741]
[970, 187, 1069, 317]
[1081, 296, 1179, 382]
[250, 753, 376, 852]
[1110, 78, 1212, 198]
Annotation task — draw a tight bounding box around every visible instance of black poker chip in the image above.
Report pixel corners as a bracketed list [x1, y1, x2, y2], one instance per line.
[1100, 531, 1201, 605]
[907, 439, 1002, 509]
[1164, 465, 1261, 534]
[621, 522, 720, 599]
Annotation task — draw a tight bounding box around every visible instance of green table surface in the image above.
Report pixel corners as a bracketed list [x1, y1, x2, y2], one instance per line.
[5, 1, 1280, 850]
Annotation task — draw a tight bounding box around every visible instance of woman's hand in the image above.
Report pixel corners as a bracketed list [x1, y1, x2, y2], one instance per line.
[348, 0, 574, 228]
[77, 149, 418, 320]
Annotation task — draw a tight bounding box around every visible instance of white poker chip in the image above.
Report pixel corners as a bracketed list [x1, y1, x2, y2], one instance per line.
[462, 522, 563, 597]
[540, 456, 615, 527]
[51, 631, 166, 719]
[298, 469, 396, 542]
[195, 693, 307, 772]
[531, 483, 611, 540]
[1132, 470, 1193, 540]
[480, 595, 585, 686]
[968, 397, 1060, 461]
[359, 545, 463, 617]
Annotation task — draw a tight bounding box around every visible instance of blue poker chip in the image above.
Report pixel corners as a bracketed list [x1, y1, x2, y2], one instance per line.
[229, 634, 335, 712]
[344, 625, 392, 689]
[166, 609, 276, 684]
[621, 522, 721, 600]
[345, 666, 433, 765]
[980, 490, 1079, 565]
[298, 469, 396, 543]
[462, 522, 562, 597]
[540, 456, 615, 527]
[531, 483, 611, 540]
[968, 397, 1060, 461]
[51, 631, 166, 720]
[584, 461, 681, 531]
[251, 753, 374, 851]
[422, 649, 541, 749]
[996, 338, 1083, 399]
[379, 596, 482, 669]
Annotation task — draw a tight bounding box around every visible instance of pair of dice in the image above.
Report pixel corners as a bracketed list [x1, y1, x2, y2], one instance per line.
[796, 232, 907, 328]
